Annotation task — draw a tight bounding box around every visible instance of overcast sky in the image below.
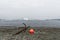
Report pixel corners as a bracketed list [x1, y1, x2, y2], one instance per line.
[0, 0, 60, 20]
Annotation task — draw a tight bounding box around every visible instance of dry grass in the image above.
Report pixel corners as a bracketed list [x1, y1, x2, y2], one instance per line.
[0, 27, 60, 40]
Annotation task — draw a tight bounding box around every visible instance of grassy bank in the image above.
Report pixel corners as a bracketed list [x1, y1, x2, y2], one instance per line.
[0, 27, 60, 40]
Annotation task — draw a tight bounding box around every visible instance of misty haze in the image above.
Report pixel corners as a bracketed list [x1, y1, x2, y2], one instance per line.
[0, 19, 60, 28]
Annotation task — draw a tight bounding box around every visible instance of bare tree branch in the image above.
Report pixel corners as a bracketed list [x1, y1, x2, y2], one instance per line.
[12, 23, 30, 36]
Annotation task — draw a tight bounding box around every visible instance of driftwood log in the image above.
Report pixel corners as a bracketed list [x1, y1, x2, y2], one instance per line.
[13, 23, 30, 36]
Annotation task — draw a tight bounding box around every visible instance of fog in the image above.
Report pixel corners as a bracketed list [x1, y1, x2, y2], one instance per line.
[0, 0, 60, 20]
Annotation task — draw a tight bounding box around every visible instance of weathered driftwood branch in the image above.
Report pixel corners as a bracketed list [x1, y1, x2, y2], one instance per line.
[12, 23, 30, 36]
